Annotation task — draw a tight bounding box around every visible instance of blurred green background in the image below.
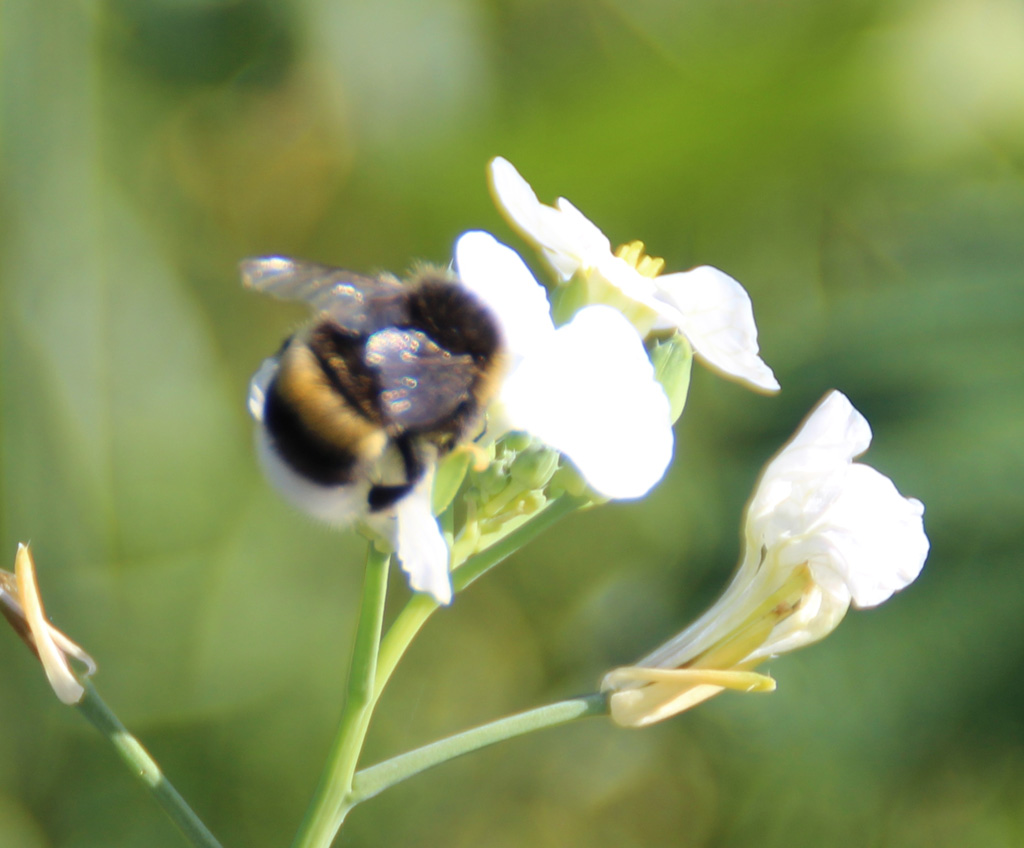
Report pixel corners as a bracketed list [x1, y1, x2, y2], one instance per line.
[2, 0, 1023, 845]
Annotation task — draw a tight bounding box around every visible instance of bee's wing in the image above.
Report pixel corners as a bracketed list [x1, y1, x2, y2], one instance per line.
[241, 256, 408, 334]
[367, 328, 478, 432]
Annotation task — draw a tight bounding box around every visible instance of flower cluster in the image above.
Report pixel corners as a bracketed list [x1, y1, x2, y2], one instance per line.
[358, 228, 680, 603]
[244, 155, 927, 662]
[246, 158, 782, 605]
[357, 161, 781, 603]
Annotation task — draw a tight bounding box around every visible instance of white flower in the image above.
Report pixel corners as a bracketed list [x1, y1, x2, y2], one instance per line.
[0, 544, 96, 705]
[455, 231, 673, 500]
[488, 156, 779, 393]
[602, 390, 929, 727]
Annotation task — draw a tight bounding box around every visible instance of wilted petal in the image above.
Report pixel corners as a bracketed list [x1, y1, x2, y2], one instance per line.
[4, 544, 95, 705]
[655, 266, 779, 392]
[605, 666, 777, 728]
[498, 305, 672, 499]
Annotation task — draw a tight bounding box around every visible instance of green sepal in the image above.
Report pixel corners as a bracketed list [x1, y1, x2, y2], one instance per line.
[432, 450, 474, 515]
[648, 331, 693, 424]
[549, 273, 590, 325]
[499, 430, 533, 454]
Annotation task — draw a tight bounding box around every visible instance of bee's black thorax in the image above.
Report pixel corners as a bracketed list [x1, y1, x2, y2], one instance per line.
[258, 267, 507, 512]
[406, 275, 503, 363]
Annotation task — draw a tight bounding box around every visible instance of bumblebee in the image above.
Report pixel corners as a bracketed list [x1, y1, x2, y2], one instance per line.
[243, 256, 508, 523]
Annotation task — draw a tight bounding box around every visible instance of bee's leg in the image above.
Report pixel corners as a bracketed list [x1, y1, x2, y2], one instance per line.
[367, 436, 423, 511]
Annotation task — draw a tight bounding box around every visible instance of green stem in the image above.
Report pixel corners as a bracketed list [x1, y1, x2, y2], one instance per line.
[76, 682, 223, 848]
[290, 545, 391, 848]
[291, 494, 585, 846]
[350, 693, 608, 804]
[374, 494, 587, 701]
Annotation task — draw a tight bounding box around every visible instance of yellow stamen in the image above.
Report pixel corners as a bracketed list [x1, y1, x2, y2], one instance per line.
[615, 240, 665, 278]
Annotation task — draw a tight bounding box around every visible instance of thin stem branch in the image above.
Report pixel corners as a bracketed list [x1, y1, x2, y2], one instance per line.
[374, 495, 587, 701]
[76, 682, 224, 848]
[290, 545, 391, 848]
[350, 693, 609, 804]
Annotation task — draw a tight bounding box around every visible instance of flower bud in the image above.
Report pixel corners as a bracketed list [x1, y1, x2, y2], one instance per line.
[510, 446, 560, 491]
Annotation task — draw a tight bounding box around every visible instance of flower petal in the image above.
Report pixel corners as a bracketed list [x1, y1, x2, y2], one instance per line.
[488, 156, 549, 243]
[488, 157, 610, 281]
[597, 390, 928, 724]
[779, 389, 872, 459]
[810, 465, 928, 608]
[543, 197, 614, 278]
[392, 470, 453, 606]
[654, 266, 779, 392]
[747, 390, 928, 609]
[454, 230, 554, 361]
[498, 305, 672, 499]
[746, 391, 870, 532]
